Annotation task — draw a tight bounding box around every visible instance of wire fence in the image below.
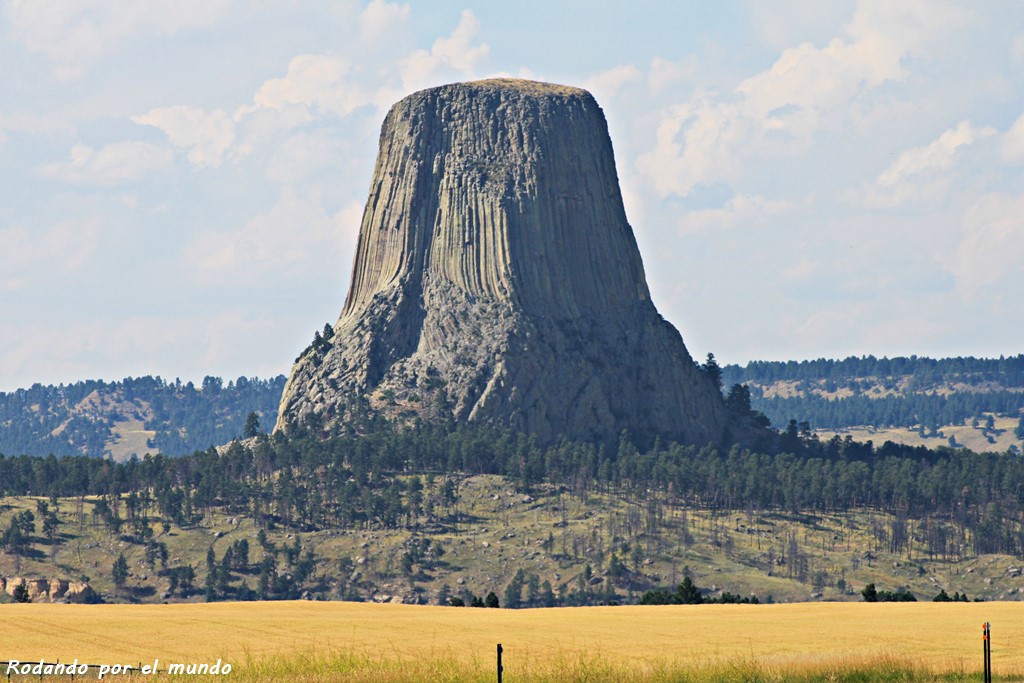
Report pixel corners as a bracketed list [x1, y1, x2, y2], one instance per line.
[3, 632, 998, 682]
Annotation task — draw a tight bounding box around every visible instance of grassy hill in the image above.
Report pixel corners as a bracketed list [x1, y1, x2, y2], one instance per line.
[4, 354, 1024, 611]
[3, 472, 1022, 608]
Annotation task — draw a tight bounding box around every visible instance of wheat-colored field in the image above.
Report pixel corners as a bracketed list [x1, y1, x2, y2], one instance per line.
[0, 601, 1020, 681]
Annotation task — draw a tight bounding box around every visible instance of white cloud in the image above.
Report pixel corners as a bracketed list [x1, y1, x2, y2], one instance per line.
[845, 0, 966, 55]
[739, 39, 897, 119]
[637, 97, 746, 198]
[1002, 112, 1024, 163]
[3, 0, 234, 79]
[865, 121, 995, 207]
[253, 55, 375, 118]
[677, 194, 796, 235]
[781, 259, 820, 281]
[748, 0, 856, 50]
[400, 10, 489, 92]
[949, 192, 1024, 290]
[583, 64, 641, 101]
[0, 220, 100, 288]
[263, 131, 346, 185]
[1013, 32, 1024, 64]
[647, 56, 696, 95]
[182, 189, 361, 285]
[133, 106, 235, 167]
[877, 121, 992, 185]
[357, 0, 410, 45]
[637, 0, 963, 197]
[122, 7, 489, 176]
[229, 105, 315, 162]
[38, 141, 174, 184]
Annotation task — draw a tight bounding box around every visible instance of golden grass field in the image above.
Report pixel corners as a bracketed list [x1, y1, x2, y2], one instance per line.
[2, 601, 1023, 681]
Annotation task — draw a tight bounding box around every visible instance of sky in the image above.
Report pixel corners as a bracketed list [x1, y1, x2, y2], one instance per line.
[2, 1, 1023, 391]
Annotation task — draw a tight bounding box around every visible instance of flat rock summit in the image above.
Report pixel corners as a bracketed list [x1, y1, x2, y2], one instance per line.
[276, 78, 731, 446]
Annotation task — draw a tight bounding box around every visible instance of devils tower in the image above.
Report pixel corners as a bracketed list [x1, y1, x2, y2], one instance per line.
[276, 78, 730, 447]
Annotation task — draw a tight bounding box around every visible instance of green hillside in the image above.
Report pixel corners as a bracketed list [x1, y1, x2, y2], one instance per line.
[0, 375, 285, 460]
[4, 423, 1024, 606]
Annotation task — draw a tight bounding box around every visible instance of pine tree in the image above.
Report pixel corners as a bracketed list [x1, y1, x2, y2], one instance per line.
[702, 353, 723, 393]
[503, 569, 525, 609]
[676, 576, 703, 604]
[205, 546, 218, 602]
[244, 412, 262, 439]
[12, 582, 31, 603]
[112, 553, 129, 593]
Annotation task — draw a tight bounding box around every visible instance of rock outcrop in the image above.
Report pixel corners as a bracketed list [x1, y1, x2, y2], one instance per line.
[277, 78, 731, 447]
[3, 576, 96, 603]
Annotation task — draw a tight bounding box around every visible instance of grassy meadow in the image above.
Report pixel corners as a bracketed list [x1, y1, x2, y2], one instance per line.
[1, 600, 1021, 681]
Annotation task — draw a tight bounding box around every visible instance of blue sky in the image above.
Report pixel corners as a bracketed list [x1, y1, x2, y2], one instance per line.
[2, 1, 1023, 390]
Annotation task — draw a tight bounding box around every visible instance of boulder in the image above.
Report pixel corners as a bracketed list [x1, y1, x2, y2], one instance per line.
[65, 581, 98, 604]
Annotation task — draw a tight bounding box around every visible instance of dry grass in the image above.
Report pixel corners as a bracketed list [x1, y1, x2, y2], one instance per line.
[106, 416, 157, 462]
[817, 415, 1021, 454]
[1, 601, 1022, 681]
[462, 78, 586, 97]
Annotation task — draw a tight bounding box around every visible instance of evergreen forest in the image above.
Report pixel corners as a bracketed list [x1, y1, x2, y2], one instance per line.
[723, 354, 1024, 433]
[0, 375, 285, 459]
[4, 415, 1024, 603]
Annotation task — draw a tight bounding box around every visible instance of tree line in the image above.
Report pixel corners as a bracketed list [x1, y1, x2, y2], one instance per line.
[748, 391, 1024, 432]
[721, 355, 1024, 431]
[0, 375, 285, 458]
[4, 416, 1024, 562]
[724, 354, 1024, 386]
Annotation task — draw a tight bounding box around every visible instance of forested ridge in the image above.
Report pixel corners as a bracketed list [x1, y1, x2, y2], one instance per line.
[4, 418, 1024, 559]
[6, 416, 1024, 605]
[722, 354, 1024, 433]
[0, 375, 285, 458]
[726, 355, 1024, 384]
[6, 395, 1024, 604]
[4, 354, 1021, 459]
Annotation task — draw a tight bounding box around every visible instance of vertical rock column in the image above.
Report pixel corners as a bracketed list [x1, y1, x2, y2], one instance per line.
[277, 78, 730, 447]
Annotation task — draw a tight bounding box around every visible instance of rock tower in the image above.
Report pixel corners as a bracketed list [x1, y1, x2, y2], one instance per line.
[276, 78, 730, 447]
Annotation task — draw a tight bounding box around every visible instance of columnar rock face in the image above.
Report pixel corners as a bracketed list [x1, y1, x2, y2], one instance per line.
[276, 78, 730, 447]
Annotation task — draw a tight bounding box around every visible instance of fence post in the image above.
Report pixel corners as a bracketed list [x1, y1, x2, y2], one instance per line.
[496, 643, 503, 683]
[983, 622, 991, 683]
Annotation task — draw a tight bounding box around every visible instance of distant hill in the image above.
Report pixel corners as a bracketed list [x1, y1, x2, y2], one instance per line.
[5, 355, 1023, 461]
[0, 375, 285, 460]
[723, 355, 1024, 451]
